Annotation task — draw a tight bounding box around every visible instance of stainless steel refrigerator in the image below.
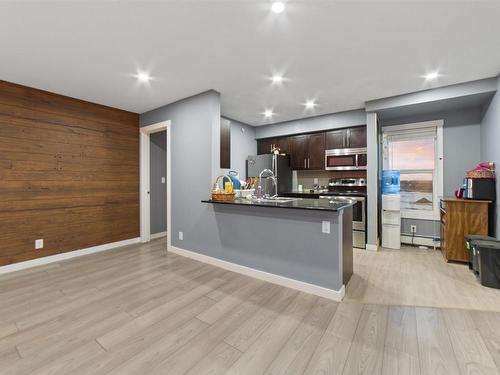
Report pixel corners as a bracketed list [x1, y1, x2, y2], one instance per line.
[246, 154, 292, 194]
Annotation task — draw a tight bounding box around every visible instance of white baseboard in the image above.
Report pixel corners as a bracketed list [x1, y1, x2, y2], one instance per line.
[401, 235, 440, 248]
[150, 231, 167, 240]
[365, 243, 378, 251]
[0, 237, 141, 275]
[168, 245, 345, 301]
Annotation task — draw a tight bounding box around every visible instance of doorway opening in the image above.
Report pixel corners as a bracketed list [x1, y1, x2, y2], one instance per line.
[140, 121, 171, 247]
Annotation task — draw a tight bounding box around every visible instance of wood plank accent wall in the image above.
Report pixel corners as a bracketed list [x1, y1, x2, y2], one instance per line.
[0, 80, 140, 266]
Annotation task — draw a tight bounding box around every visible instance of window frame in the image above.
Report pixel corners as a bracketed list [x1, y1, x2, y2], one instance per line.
[382, 120, 444, 221]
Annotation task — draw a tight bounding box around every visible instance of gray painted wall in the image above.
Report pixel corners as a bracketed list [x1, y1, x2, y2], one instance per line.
[221, 117, 257, 179]
[380, 107, 482, 238]
[140, 90, 222, 251]
[480, 76, 500, 238]
[255, 109, 366, 139]
[150, 131, 167, 235]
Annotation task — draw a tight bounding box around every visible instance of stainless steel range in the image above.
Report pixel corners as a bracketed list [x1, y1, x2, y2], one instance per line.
[320, 178, 366, 249]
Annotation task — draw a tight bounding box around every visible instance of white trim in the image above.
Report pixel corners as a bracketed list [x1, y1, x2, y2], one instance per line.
[381, 119, 444, 132]
[366, 243, 379, 251]
[140, 121, 171, 249]
[150, 231, 167, 240]
[436, 124, 444, 209]
[140, 131, 151, 242]
[168, 245, 346, 301]
[400, 235, 441, 248]
[0, 238, 140, 275]
[382, 119, 444, 221]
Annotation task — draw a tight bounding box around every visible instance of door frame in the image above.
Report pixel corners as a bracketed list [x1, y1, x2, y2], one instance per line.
[139, 120, 171, 247]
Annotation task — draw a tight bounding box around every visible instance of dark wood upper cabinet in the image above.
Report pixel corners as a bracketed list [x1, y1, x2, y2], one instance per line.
[289, 133, 325, 170]
[274, 137, 290, 154]
[220, 118, 231, 168]
[257, 125, 365, 170]
[326, 126, 366, 149]
[257, 138, 275, 155]
[307, 133, 325, 170]
[289, 135, 309, 170]
[326, 129, 346, 149]
[347, 127, 366, 148]
[257, 136, 290, 155]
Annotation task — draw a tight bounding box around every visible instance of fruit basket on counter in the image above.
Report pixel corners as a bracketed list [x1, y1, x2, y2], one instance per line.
[211, 175, 236, 202]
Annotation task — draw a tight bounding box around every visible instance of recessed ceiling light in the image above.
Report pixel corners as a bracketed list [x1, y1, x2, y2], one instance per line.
[271, 75, 283, 84]
[305, 100, 317, 109]
[424, 71, 439, 81]
[271, 1, 285, 14]
[135, 71, 151, 83]
[263, 109, 274, 118]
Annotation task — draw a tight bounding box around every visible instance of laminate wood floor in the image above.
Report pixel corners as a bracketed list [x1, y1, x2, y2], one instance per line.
[346, 246, 500, 312]
[1, 239, 500, 375]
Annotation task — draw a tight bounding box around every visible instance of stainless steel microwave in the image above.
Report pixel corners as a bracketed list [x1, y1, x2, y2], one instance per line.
[325, 147, 367, 171]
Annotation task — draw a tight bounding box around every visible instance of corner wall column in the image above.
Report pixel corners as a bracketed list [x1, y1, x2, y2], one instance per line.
[366, 112, 379, 250]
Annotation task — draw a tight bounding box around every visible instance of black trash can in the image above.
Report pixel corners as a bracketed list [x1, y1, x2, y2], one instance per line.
[465, 235, 496, 273]
[477, 241, 500, 289]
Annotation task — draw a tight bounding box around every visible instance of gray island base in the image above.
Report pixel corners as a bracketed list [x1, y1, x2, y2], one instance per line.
[201, 198, 353, 301]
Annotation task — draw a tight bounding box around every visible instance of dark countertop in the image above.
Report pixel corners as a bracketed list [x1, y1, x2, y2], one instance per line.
[202, 197, 354, 212]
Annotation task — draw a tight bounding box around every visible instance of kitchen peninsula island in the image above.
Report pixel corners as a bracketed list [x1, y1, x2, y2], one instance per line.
[200, 197, 353, 301]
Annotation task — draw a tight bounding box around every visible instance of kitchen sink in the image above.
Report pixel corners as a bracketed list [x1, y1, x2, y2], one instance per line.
[252, 197, 299, 203]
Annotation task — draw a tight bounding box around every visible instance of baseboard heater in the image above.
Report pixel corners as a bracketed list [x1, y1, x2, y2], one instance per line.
[400, 233, 441, 248]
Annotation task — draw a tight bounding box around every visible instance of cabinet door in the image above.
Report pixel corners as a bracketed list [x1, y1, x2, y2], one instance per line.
[220, 118, 231, 168]
[257, 138, 275, 155]
[347, 126, 367, 148]
[325, 129, 346, 149]
[289, 135, 308, 170]
[307, 133, 325, 170]
[274, 136, 290, 154]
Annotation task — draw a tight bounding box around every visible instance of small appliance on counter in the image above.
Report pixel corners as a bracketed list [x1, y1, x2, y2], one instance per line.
[463, 162, 496, 235]
[464, 178, 496, 200]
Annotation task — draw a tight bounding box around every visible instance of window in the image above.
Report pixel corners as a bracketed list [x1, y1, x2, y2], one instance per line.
[382, 121, 443, 220]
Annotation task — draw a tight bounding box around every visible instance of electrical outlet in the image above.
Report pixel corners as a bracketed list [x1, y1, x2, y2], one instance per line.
[179, 231, 183, 241]
[410, 225, 417, 234]
[322, 221, 330, 234]
[35, 239, 44, 249]
[161, 177, 166, 184]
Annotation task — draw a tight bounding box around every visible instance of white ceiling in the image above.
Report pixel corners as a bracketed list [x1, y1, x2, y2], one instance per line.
[1, 1, 499, 126]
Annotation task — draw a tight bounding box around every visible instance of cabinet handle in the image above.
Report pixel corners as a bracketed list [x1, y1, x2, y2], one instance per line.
[307, 158, 310, 169]
[304, 159, 307, 169]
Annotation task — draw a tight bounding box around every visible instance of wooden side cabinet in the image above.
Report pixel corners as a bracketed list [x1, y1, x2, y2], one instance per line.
[440, 198, 491, 262]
